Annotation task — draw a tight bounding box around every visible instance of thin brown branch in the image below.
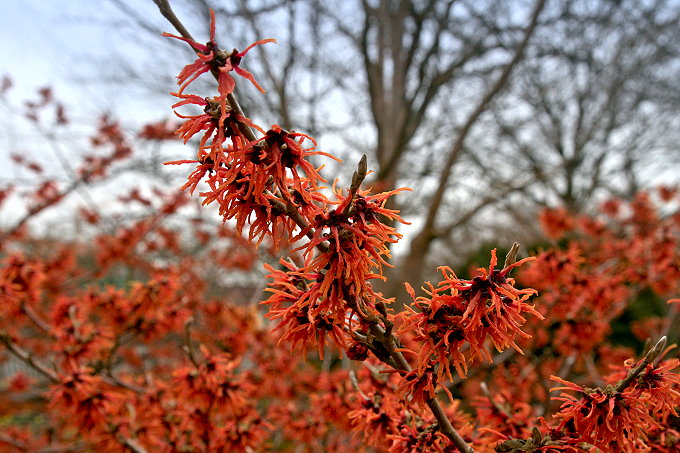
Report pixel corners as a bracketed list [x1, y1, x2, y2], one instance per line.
[22, 303, 52, 334]
[363, 321, 474, 452]
[0, 433, 28, 451]
[152, 0, 196, 42]
[182, 317, 201, 367]
[480, 382, 512, 418]
[102, 374, 146, 394]
[0, 145, 126, 244]
[0, 432, 86, 452]
[118, 436, 148, 453]
[37, 442, 88, 453]
[0, 333, 59, 383]
[426, 398, 474, 453]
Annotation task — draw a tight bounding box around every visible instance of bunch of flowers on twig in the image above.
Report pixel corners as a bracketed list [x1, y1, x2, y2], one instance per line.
[155, 3, 680, 452]
[0, 2, 678, 452]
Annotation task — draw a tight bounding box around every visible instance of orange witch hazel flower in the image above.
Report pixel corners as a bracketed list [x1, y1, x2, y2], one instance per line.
[262, 259, 349, 357]
[48, 369, 123, 431]
[262, 186, 409, 357]
[162, 10, 275, 96]
[398, 248, 540, 382]
[237, 125, 339, 205]
[550, 376, 660, 452]
[169, 94, 261, 150]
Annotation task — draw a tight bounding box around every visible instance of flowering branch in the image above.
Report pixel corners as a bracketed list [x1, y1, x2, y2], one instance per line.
[154, 3, 482, 451]
[149, 2, 680, 453]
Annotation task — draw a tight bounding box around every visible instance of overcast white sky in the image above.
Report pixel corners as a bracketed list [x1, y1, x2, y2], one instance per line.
[0, 1, 181, 180]
[2, 1, 179, 113]
[1, 1, 678, 235]
[0, 1, 191, 229]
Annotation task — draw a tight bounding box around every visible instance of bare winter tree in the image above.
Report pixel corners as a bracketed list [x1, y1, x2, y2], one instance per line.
[479, 0, 680, 213]
[97, 0, 679, 292]
[102, 0, 545, 277]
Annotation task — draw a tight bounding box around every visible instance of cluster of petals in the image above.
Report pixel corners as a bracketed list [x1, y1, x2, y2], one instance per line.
[162, 10, 274, 97]
[0, 253, 45, 321]
[550, 376, 664, 451]
[48, 369, 122, 431]
[163, 10, 349, 248]
[163, 13, 370, 250]
[399, 249, 540, 384]
[263, 187, 409, 357]
[172, 347, 250, 412]
[346, 369, 473, 452]
[634, 358, 680, 420]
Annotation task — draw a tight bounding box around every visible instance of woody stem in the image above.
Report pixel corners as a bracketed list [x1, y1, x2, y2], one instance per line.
[615, 336, 667, 393]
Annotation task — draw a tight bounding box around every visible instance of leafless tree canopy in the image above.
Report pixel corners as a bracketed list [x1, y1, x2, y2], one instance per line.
[101, 0, 679, 288]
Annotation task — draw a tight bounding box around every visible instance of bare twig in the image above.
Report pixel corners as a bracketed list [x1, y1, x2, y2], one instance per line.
[615, 336, 667, 393]
[0, 333, 59, 382]
[480, 382, 512, 418]
[102, 374, 145, 394]
[152, 0, 195, 43]
[182, 317, 201, 367]
[22, 303, 52, 335]
[349, 370, 371, 401]
[118, 436, 148, 453]
[0, 434, 88, 453]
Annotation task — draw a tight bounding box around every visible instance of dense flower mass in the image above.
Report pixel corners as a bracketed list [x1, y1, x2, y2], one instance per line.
[2, 7, 680, 453]
[263, 186, 409, 357]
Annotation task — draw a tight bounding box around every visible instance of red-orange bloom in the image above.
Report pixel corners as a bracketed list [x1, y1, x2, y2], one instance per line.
[550, 376, 660, 451]
[632, 358, 680, 422]
[237, 125, 338, 205]
[170, 94, 255, 152]
[263, 259, 350, 358]
[263, 186, 409, 357]
[172, 348, 250, 413]
[398, 250, 540, 381]
[163, 10, 275, 96]
[48, 370, 123, 431]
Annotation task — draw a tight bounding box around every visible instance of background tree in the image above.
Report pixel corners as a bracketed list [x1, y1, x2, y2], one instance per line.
[482, 0, 680, 213]
[97, 0, 680, 292]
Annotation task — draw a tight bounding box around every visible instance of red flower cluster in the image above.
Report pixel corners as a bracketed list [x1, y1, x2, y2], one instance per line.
[263, 186, 408, 357]
[550, 377, 660, 451]
[397, 250, 540, 390]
